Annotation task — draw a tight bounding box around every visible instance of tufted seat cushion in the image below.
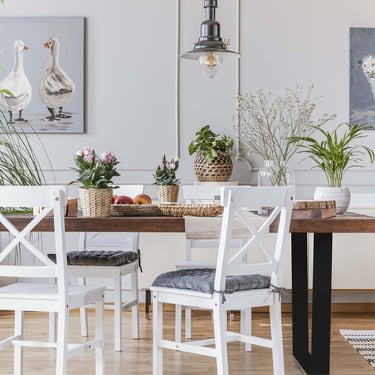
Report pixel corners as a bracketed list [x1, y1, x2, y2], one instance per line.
[151, 268, 270, 294]
[48, 250, 138, 266]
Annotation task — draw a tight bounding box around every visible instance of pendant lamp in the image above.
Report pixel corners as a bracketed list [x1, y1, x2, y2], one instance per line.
[180, 0, 240, 79]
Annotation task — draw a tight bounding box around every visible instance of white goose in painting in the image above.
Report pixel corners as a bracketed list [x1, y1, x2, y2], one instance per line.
[0, 40, 32, 124]
[39, 36, 75, 121]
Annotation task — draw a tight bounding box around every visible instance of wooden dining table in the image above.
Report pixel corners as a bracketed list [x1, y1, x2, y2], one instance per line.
[4, 211, 375, 374]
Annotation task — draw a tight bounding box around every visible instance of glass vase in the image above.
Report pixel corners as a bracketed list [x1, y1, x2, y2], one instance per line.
[258, 160, 294, 187]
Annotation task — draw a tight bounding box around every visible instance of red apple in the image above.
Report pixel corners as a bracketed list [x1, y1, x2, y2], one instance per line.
[111, 195, 117, 204]
[133, 193, 152, 204]
[113, 195, 134, 204]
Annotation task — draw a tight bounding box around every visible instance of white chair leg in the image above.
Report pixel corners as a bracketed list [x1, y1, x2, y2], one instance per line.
[269, 302, 285, 375]
[78, 276, 88, 337]
[213, 303, 229, 375]
[175, 305, 182, 342]
[153, 292, 163, 375]
[48, 312, 57, 343]
[14, 310, 23, 375]
[55, 308, 69, 375]
[131, 270, 139, 339]
[95, 295, 105, 375]
[240, 308, 252, 352]
[185, 307, 192, 339]
[114, 271, 122, 352]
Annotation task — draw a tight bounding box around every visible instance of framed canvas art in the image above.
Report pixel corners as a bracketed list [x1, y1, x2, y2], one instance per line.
[0, 17, 84, 133]
[350, 27, 375, 130]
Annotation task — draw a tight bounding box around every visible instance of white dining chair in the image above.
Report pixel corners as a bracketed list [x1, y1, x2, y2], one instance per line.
[68, 184, 143, 352]
[151, 186, 294, 375]
[0, 185, 105, 374]
[175, 183, 249, 342]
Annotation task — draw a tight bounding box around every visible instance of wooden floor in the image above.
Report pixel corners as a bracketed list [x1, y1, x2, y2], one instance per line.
[0, 309, 374, 374]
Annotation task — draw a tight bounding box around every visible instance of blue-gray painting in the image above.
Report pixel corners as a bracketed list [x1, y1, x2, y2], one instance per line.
[0, 17, 84, 133]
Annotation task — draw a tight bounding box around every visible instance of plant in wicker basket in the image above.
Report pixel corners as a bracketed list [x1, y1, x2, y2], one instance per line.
[153, 154, 180, 202]
[188, 124, 234, 182]
[71, 147, 120, 217]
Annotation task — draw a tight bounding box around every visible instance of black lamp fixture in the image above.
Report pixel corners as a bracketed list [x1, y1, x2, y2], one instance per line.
[180, 0, 240, 79]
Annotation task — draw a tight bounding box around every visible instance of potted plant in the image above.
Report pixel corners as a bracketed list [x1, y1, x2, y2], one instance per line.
[71, 147, 120, 217]
[153, 154, 180, 202]
[188, 124, 234, 182]
[292, 123, 375, 213]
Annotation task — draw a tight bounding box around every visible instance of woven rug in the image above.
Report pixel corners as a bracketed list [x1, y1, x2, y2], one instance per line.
[340, 329, 375, 368]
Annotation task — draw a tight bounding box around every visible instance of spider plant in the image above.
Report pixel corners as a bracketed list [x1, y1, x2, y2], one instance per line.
[291, 123, 375, 187]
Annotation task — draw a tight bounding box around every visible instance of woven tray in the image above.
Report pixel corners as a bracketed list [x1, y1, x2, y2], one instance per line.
[110, 204, 165, 217]
[158, 203, 224, 217]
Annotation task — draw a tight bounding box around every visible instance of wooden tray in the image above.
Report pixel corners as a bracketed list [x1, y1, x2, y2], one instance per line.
[110, 204, 165, 217]
[292, 200, 336, 219]
[158, 203, 224, 217]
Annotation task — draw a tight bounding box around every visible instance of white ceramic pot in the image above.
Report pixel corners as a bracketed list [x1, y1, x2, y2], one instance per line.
[313, 186, 351, 214]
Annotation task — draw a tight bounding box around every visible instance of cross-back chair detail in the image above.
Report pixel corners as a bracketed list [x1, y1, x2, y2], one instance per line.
[151, 186, 293, 375]
[0, 185, 105, 375]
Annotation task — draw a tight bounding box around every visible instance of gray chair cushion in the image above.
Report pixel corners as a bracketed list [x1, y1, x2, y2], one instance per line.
[152, 268, 270, 294]
[48, 250, 138, 266]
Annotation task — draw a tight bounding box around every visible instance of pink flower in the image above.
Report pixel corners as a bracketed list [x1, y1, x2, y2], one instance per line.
[82, 147, 95, 163]
[101, 151, 115, 165]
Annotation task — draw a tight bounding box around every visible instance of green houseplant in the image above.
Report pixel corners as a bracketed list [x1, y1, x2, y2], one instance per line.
[188, 124, 234, 182]
[71, 147, 120, 217]
[153, 154, 180, 202]
[292, 123, 375, 213]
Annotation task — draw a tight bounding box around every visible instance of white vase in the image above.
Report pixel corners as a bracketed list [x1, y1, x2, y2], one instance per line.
[313, 186, 351, 214]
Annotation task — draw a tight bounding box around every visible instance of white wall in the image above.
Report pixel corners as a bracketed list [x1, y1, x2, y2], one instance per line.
[2, 0, 375, 291]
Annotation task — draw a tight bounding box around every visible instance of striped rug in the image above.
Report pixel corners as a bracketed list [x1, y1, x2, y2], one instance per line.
[340, 329, 375, 368]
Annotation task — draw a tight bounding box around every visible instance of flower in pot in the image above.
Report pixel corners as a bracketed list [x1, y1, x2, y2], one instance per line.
[71, 147, 120, 217]
[234, 85, 336, 186]
[292, 123, 375, 213]
[188, 124, 234, 182]
[153, 154, 180, 202]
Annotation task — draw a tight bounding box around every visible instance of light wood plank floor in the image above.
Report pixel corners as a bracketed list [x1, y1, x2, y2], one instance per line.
[0, 309, 374, 374]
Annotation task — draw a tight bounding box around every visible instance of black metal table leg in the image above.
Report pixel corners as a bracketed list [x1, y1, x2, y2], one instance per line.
[291, 232, 333, 375]
[145, 288, 151, 320]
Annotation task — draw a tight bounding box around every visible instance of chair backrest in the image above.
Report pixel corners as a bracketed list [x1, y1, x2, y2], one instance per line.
[79, 184, 144, 252]
[0, 185, 67, 294]
[214, 186, 293, 293]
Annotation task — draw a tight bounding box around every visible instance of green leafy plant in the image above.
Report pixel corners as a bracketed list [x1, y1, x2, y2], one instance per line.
[291, 123, 375, 187]
[188, 124, 234, 164]
[0, 113, 49, 186]
[153, 154, 180, 185]
[71, 147, 120, 189]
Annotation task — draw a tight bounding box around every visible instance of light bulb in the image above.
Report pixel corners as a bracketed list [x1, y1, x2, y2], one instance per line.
[199, 52, 223, 79]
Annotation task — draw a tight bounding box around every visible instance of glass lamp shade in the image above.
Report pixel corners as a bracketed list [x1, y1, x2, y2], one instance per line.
[199, 51, 223, 79]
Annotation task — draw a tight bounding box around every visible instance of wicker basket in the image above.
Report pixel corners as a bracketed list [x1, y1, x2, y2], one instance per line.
[79, 188, 112, 217]
[157, 185, 179, 203]
[158, 203, 224, 217]
[194, 150, 233, 182]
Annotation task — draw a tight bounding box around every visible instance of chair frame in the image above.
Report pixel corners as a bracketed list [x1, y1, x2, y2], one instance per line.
[0, 185, 105, 374]
[151, 186, 293, 375]
[176, 184, 247, 342]
[71, 185, 142, 352]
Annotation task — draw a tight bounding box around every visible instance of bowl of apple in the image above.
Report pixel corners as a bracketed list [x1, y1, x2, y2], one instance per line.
[111, 194, 164, 216]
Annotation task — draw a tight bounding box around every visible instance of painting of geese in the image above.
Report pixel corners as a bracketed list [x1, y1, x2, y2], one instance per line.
[39, 36, 76, 122]
[0, 16, 84, 133]
[0, 40, 32, 124]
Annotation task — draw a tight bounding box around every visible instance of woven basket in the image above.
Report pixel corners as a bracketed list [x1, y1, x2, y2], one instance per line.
[158, 203, 224, 217]
[194, 150, 233, 182]
[79, 188, 112, 217]
[156, 185, 179, 203]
